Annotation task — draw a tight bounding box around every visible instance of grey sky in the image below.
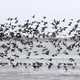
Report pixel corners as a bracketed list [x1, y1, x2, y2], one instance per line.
[0, 0, 80, 17]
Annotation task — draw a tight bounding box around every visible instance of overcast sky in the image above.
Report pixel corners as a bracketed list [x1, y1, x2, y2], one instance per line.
[0, 0, 80, 22]
[0, 0, 80, 16]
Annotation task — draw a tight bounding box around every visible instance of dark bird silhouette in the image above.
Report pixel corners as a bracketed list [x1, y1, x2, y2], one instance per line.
[48, 58, 52, 61]
[7, 17, 13, 21]
[69, 58, 75, 62]
[63, 51, 69, 55]
[41, 26, 47, 32]
[62, 18, 65, 22]
[0, 27, 3, 31]
[0, 32, 4, 38]
[43, 16, 46, 19]
[48, 63, 53, 69]
[10, 32, 14, 37]
[32, 15, 35, 18]
[68, 22, 72, 26]
[74, 24, 78, 29]
[57, 63, 61, 69]
[18, 48, 22, 52]
[77, 19, 80, 23]
[33, 51, 37, 53]
[15, 20, 18, 24]
[42, 50, 50, 55]
[64, 63, 68, 71]
[36, 44, 43, 48]
[1, 44, 7, 48]
[0, 52, 5, 57]
[28, 52, 31, 56]
[51, 32, 56, 38]
[42, 48, 48, 52]
[11, 48, 15, 52]
[44, 22, 47, 25]
[13, 54, 19, 58]
[16, 33, 21, 38]
[54, 19, 60, 25]
[67, 45, 72, 51]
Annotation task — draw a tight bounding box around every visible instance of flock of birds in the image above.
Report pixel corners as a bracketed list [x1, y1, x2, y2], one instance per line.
[0, 16, 80, 72]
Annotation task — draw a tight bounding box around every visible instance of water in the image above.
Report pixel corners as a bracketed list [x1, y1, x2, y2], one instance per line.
[0, 71, 80, 80]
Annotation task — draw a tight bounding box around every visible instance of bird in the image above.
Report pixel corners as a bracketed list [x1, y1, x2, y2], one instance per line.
[15, 20, 18, 24]
[0, 32, 4, 38]
[67, 45, 72, 51]
[41, 26, 47, 32]
[63, 63, 68, 71]
[63, 51, 69, 55]
[18, 48, 22, 52]
[69, 58, 75, 62]
[51, 32, 56, 38]
[1, 44, 7, 48]
[0, 27, 3, 31]
[77, 19, 80, 23]
[11, 48, 15, 52]
[42, 48, 48, 52]
[43, 16, 46, 19]
[28, 52, 31, 56]
[68, 22, 72, 26]
[48, 58, 52, 61]
[32, 15, 35, 18]
[74, 24, 78, 29]
[57, 63, 61, 69]
[42, 50, 50, 55]
[7, 17, 13, 21]
[32, 63, 37, 69]
[33, 51, 37, 53]
[48, 63, 53, 69]
[10, 32, 14, 38]
[12, 54, 19, 58]
[16, 33, 21, 38]
[36, 44, 43, 48]
[62, 18, 65, 22]
[43, 22, 47, 25]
